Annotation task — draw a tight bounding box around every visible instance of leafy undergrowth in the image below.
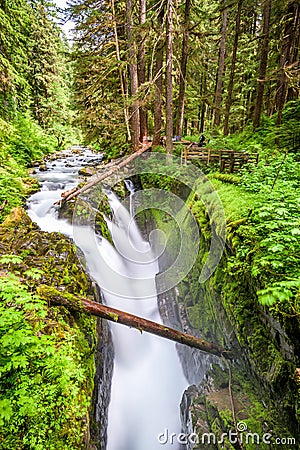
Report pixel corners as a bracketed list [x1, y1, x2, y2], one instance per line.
[0, 115, 59, 222]
[185, 128, 300, 432]
[0, 273, 93, 450]
[202, 101, 300, 158]
[0, 210, 97, 449]
[187, 103, 300, 317]
[215, 154, 300, 313]
[186, 139, 300, 397]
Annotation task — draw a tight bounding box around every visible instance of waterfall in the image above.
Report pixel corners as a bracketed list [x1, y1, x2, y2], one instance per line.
[27, 148, 189, 450]
[75, 188, 188, 450]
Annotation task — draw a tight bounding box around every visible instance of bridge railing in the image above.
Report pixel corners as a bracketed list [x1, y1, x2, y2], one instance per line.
[180, 143, 259, 173]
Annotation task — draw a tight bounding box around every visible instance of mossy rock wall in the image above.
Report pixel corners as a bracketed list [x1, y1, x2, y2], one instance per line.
[177, 234, 298, 447]
[0, 207, 112, 449]
[138, 175, 299, 447]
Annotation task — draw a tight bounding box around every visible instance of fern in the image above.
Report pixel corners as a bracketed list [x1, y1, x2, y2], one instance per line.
[0, 275, 91, 448]
[257, 280, 300, 306]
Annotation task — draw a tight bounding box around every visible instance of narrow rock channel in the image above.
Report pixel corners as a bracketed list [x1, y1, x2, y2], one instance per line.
[26, 147, 192, 450]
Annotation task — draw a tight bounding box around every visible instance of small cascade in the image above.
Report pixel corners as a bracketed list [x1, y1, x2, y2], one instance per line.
[124, 178, 135, 217]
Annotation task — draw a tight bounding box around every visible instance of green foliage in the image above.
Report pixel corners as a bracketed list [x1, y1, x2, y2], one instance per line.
[0, 254, 23, 266]
[0, 0, 79, 182]
[0, 274, 91, 449]
[208, 150, 300, 317]
[207, 101, 300, 158]
[257, 280, 300, 307]
[0, 115, 57, 221]
[184, 108, 300, 317]
[8, 115, 57, 165]
[0, 0, 32, 118]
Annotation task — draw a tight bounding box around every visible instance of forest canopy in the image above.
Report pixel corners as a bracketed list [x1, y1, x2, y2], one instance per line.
[67, 0, 299, 153]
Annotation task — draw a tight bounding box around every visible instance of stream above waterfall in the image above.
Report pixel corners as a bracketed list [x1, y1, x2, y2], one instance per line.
[26, 147, 189, 450]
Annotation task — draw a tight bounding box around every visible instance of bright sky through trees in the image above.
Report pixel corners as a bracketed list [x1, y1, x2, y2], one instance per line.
[54, 0, 74, 38]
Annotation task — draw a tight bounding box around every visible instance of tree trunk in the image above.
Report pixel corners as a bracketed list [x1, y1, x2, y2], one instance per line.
[199, 64, 207, 133]
[276, 1, 299, 126]
[58, 143, 152, 205]
[138, 0, 148, 142]
[111, 0, 131, 141]
[152, 8, 164, 147]
[223, 0, 243, 136]
[252, 0, 272, 131]
[38, 285, 231, 359]
[175, 0, 191, 138]
[287, 3, 300, 102]
[213, 7, 228, 127]
[165, 0, 173, 156]
[126, 0, 140, 150]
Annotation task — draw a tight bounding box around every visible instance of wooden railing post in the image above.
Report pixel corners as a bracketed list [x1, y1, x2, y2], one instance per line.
[229, 151, 234, 173]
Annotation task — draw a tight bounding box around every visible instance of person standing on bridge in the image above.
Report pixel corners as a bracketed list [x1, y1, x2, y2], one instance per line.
[199, 134, 206, 147]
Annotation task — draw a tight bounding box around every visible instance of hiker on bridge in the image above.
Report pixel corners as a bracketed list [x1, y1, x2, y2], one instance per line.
[199, 134, 206, 147]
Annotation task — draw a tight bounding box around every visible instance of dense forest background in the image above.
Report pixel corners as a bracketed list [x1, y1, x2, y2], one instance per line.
[1, 0, 299, 156]
[1, 0, 299, 301]
[1, 0, 299, 220]
[68, 0, 300, 153]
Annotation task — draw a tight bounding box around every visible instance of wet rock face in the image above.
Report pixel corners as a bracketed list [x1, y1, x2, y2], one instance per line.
[0, 207, 113, 450]
[175, 247, 299, 447]
[136, 183, 299, 447]
[0, 207, 89, 294]
[90, 315, 114, 450]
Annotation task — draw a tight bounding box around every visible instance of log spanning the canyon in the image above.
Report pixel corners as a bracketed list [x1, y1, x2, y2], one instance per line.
[57, 142, 152, 205]
[38, 285, 231, 359]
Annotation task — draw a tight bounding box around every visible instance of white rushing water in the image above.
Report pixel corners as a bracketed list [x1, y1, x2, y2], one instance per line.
[27, 148, 188, 450]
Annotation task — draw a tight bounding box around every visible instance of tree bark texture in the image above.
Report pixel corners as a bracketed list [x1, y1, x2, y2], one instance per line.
[213, 7, 228, 127]
[287, 2, 300, 102]
[175, 0, 191, 138]
[165, 0, 174, 156]
[152, 8, 164, 147]
[276, 1, 299, 126]
[199, 64, 207, 133]
[38, 285, 231, 359]
[111, 0, 131, 141]
[126, 0, 140, 150]
[138, 0, 148, 142]
[252, 0, 272, 131]
[223, 0, 243, 136]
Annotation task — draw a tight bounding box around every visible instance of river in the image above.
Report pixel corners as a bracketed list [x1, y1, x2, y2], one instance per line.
[27, 147, 189, 450]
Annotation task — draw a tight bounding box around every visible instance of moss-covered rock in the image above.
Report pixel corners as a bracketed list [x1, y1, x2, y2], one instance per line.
[139, 174, 299, 446]
[78, 166, 97, 177]
[0, 207, 99, 449]
[176, 211, 299, 446]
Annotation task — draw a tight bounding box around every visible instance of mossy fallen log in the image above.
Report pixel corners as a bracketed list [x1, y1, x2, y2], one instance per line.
[38, 284, 231, 359]
[57, 142, 152, 205]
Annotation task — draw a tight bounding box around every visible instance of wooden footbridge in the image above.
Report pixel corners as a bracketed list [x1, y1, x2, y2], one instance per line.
[179, 142, 259, 173]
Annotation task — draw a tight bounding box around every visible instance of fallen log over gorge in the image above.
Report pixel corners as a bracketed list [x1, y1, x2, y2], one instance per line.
[38, 285, 232, 359]
[57, 143, 152, 205]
